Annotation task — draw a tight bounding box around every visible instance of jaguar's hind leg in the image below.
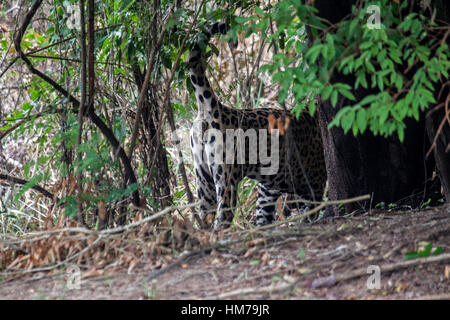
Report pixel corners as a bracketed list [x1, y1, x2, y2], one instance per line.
[255, 184, 281, 226]
[279, 194, 306, 218]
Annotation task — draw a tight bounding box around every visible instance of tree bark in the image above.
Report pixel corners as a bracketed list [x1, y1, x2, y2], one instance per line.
[426, 108, 450, 202]
[318, 87, 432, 214]
[426, 0, 450, 202]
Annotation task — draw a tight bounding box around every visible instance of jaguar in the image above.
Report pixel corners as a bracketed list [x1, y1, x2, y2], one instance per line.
[188, 22, 326, 229]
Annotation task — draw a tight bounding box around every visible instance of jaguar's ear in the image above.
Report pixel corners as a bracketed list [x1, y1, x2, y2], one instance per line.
[268, 114, 276, 134]
[268, 114, 291, 136]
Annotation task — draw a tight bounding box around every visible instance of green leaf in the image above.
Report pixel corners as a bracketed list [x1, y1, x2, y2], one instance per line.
[296, 248, 305, 259]
[360, 41, 372, 50]
[379, 107, 389, 125]
[377, 74, 384, 91]
[105, 183, 139, 203]
[395, 74, 403, 91]
[321, 85, 333, 100]
[349, 18, 359, 35]
[63, 195, 78, 218]
[235, 16, 250, 24]
[365, 59, 376, 73]
[397, 125, 404, 142]
[30, 88, 40, 100]
[359, 94, 377, 106]
[21, 102, 33, 111]
[432, 246, 443, 256]
[306, 44, 322, 63]
[15, 174, 44, 201]
[341, 110, 355, 133]
[308, 100, 316, 116]
[356, 108, 368, 133]
[331, 90, 338, 107]
[339, 88, 356, 101]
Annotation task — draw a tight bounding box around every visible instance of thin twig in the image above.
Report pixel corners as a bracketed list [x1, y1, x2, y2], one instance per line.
[127, 5, 174, 158]
[0, 112, 43, 141]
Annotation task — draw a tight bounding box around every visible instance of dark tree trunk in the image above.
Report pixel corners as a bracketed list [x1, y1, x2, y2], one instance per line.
[426, 107, 450, 202]
[312, 0, 449, 214]
[425, 0, 450, 202]
[318, 87, 432, 214]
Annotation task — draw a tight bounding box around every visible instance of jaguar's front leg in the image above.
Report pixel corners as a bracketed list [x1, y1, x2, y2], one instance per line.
[213, 165, 239, 229]
[215, 185, 237, 229]
[195, 171, 217, 229]
[191, 121, 217, 229]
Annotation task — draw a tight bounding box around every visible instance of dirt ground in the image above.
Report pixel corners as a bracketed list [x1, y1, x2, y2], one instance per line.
[0, 205, 449, 300]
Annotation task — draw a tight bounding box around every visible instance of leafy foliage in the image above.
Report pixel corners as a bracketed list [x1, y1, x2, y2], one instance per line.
[234, 0, 450, 141]
[1, 0, 448, 232]
[0, 0, 258, 230]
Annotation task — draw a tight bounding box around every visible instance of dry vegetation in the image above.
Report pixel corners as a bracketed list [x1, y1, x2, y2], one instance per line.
[0, 1, 449, 300]
[0, 204, 448, 299]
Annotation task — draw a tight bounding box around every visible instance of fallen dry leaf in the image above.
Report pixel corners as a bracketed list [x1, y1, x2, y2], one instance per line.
[83, 269, 104, 278]
[127, 259, 139, 274]
[260, 252, 270, 265]
[395, 282, 409, 292]
[245, 238, 266, 247]
[298, 267, 312, 275]
[173, 219, 185, 244]
[337, 223, 351, 231]
[244, 247, 258, 258]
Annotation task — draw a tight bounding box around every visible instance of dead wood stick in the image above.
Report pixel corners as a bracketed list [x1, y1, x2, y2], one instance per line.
[215, 280, 296, 299]
[340, 253, 450, 282]
[312, 253, 450, 288]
